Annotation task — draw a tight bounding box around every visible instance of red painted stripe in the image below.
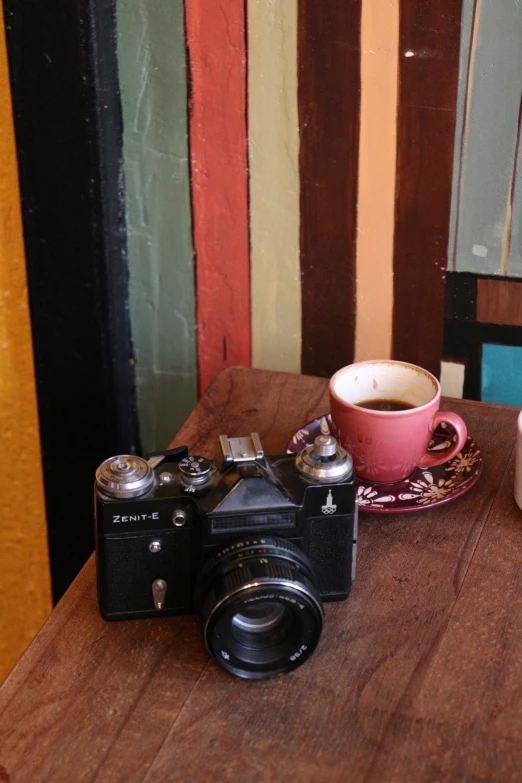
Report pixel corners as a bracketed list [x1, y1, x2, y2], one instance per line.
[185, 0, 251, 395]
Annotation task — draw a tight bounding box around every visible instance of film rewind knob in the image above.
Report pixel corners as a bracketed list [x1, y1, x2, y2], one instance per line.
[296, 435, 353, 483]
[313, 435, 337, 458]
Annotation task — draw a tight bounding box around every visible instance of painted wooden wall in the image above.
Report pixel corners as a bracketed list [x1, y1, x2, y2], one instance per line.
[444, 0, 522, 403]
[116, 0, 522, 445]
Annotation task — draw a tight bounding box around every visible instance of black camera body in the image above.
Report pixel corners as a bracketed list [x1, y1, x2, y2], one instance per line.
[95, 433, 358, 679]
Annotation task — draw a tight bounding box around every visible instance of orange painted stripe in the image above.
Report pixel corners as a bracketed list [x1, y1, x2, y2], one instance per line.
[185, 0, 251, 395]
[0, 1, 52, 681]
[354, 0, 399, 362]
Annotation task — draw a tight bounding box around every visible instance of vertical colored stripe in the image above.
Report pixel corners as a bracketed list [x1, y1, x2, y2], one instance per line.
[185, 0, 251, 395]
[248, 0, 301, 373]
[298, 0, 362, 377]
[500, 94, 522, 276]
[0, 4, 52, 681]
[507, 93, 522, 277]
[118, 0, 197, 451]
[354, 0, 399, 362]
[393, 0, 463, 378]
[449, 0, 481, 271]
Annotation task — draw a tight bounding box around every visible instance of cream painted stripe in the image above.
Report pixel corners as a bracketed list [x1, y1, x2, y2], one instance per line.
[354, 0, 399, 361]
[248, 0, 301, 373]
[501, 166, 514, 276]
[0, 3, 52, 682]
[501, 86, 521, 276]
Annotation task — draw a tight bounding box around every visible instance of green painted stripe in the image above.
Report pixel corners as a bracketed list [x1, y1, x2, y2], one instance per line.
[117, 0, 197, 451]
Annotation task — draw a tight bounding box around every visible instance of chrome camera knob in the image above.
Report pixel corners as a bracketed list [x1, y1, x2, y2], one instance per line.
[96, 454, 155, 499]
[296, 436, 353, 483]
[313, 435, 337, 458]
[179, 456, 213, 486]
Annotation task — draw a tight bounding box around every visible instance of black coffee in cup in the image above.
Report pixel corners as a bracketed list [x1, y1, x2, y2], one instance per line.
[356, 398, 416, 412]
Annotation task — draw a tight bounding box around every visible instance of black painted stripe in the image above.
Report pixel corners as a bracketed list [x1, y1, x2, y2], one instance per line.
[4, 0, 138, 600]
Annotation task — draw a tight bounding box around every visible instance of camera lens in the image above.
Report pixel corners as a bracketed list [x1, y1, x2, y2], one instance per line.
[231, 601, 291, 650]
[232, 601, 286, 634]
[196, 537, 324, 679]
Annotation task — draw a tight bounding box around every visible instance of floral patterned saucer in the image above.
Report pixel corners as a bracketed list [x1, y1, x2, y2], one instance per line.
[286, 415, 483, 514]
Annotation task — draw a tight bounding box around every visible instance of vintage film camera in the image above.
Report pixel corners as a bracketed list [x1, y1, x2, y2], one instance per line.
[95, 433, 358, 679]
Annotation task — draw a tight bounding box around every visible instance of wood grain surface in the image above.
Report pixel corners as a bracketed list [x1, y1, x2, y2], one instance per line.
[0, 367, 521, 782]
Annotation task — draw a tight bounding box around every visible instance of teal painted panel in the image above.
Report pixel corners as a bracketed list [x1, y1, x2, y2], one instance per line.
[117, 0, 197, 451]
[481, 343, 522, 406]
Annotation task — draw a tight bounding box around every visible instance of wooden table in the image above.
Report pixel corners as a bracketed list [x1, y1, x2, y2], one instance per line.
[1, 367, 521, 783]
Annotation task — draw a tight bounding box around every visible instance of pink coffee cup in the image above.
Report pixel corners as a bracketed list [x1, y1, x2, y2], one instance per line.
[329, 360, 468, 482]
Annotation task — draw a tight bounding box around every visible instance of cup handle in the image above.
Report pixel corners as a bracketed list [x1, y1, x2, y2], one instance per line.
[418, 411, 468, 469]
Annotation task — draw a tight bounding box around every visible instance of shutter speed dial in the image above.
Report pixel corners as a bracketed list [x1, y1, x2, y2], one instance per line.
[179, 456, 214, 486]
